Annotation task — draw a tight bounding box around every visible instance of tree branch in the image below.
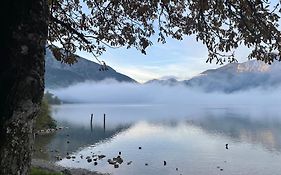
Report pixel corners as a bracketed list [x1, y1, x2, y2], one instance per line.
[50, 15, 92, 45]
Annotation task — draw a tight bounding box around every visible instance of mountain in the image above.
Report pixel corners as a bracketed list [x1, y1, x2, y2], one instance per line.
[144, 59, 281, 92]
[184, 59, 281, 92]
[45, 49, 136, 89]
[145, 78, 181, 86]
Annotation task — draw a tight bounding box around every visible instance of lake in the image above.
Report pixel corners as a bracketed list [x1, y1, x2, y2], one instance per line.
[34, 103, 281, 175]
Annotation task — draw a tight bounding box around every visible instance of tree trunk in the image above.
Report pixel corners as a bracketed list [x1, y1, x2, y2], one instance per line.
[0, 0, 48, 174]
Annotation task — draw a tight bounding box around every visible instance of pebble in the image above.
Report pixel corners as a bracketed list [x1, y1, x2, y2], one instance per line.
[114, 156, 123, 164]
[98, 155, 106, 159]
[61, 169, 71, 175]
[108, 159, 116, 165]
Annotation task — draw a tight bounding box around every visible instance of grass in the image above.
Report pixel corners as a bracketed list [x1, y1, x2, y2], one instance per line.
[30, 167, 63, 175]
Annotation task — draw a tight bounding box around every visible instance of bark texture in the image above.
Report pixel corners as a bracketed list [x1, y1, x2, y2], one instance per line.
[0, 0, 48, 174]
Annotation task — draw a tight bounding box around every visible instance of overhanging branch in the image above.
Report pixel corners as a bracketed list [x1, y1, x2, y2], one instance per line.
[50, 15, 92, 45]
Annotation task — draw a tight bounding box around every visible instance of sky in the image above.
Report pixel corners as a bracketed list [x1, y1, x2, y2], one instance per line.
[77, 36, 251, 83]
[51, 5, 281, 90]
[75, 1, 281, 83]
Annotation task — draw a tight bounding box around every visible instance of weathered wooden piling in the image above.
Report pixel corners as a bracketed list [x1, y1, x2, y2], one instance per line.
[103, 113, 106, 132]
[90, 114, 93, 131]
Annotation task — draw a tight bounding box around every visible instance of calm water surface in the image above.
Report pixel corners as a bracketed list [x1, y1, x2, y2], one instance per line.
[34, 103, 281, 175]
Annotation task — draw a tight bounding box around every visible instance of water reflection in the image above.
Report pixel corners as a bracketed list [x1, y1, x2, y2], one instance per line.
[190, 110, 281, 152]
[34, 104, 281, 175]
[34, 121, 130, 161]
[34, 133, 56, 160]
[57, 122, 281, 175]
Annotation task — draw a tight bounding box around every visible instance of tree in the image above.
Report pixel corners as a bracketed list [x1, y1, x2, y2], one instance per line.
[44, 91, 61, 105]
[1, 0, 281, 174]
[1, 1, 48, 174]
[48, 0, 281, 65]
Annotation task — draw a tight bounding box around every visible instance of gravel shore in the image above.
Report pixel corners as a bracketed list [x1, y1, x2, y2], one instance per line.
[32, 159, 107, 175]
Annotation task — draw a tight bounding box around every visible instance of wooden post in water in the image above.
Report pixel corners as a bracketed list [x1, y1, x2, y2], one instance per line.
[90, 114, 93, 132]
[103, 113, 106, 132]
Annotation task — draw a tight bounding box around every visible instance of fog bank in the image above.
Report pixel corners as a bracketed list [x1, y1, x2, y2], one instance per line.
[50, 79, 281, 106]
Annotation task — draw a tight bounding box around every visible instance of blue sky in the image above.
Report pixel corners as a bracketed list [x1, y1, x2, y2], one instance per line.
[78, 35, 251, 83]
[74, 1, 281, 83]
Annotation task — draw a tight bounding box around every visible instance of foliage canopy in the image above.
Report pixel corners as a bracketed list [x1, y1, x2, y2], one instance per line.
[48, 0, 281, 65]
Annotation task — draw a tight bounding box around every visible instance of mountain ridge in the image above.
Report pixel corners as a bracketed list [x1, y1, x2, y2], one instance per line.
[45, 49, 137, 89]
[145, 59, 281, 92]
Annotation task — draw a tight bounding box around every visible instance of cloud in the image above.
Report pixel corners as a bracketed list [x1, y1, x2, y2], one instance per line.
[111, 66, 162, 83]
[51, 79, 281, 107]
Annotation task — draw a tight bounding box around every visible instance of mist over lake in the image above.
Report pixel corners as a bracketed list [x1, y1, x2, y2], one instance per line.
[6, 1, 281, 174]
[34, 80, 281, 175]
[50, 79, 281, 106]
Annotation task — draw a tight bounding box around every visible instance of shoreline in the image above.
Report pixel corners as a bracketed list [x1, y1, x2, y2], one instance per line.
[31, 159, 107, 175]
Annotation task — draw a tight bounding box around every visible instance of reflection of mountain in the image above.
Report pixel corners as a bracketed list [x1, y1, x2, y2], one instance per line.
[34, 123, 130, 161]
[190, 114, 281, 152]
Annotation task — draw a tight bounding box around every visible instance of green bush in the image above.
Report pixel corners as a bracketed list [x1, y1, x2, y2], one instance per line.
[34, 97, 57, 131]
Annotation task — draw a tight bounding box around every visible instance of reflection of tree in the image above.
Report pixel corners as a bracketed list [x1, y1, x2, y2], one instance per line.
[191, 113, 281, 152]
[34, 123, 130, 161]
[33, 133, 56, 160]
